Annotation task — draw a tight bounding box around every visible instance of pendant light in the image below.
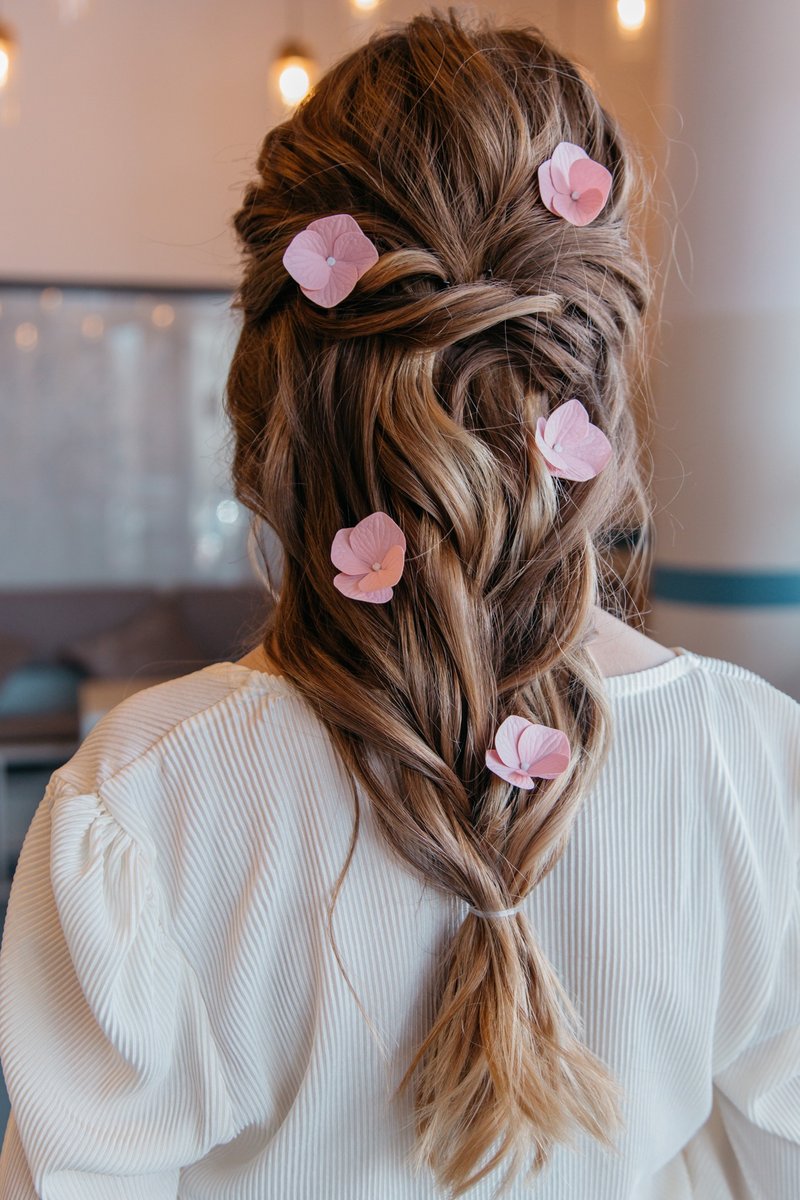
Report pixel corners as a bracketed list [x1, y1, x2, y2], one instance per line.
[616, 0, 647, 34]
[0, 19, 16, 89]
[272, 39, 316, 107]
[271, 0, 316, 109]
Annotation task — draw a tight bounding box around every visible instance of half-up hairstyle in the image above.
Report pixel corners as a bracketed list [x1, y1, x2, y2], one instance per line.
[225, 7, 652, 1197]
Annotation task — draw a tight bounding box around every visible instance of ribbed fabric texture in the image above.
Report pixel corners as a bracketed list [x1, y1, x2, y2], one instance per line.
[0, 649, 798, 1200]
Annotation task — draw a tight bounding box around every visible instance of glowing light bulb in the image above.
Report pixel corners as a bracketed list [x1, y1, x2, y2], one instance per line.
[616, 0, 646, 33]
[279, 63, 310, 105]
[351, 0, 381, 11]
[0, 21, 16, 89]
[272, 41, 315, 108]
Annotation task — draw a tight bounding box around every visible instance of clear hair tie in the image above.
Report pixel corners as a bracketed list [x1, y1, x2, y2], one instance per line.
[467, 903, 524, 919]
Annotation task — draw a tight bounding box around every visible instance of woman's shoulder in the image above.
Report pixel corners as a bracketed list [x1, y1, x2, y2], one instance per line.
[589, 608, 799, 712]
[53, 660, 289, 800]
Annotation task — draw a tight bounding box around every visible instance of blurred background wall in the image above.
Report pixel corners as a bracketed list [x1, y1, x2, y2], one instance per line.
[0, 0, 797, 731]
[648, 0, 800, 700]
[0, 0, 662, 285]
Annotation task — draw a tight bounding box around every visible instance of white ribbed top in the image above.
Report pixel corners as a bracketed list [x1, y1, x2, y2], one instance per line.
[0, 648, 798, 1200]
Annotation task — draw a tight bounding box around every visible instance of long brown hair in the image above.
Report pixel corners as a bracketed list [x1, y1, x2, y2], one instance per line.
[225, 8, 651, 1196]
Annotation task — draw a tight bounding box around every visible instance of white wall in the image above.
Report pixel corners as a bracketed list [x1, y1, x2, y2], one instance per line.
[648, 0, 800, 698]
[0, 0, 662, 287]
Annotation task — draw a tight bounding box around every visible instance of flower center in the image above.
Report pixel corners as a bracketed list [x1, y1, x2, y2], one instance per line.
[326, 255, 336, 266]
[554, 441, 564, 453]
[570, 190, 581, 201]
[371, 561, 382, 572]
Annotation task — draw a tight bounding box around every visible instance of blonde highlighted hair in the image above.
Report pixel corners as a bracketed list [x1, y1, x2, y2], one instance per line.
[225, 7, 652, 1196]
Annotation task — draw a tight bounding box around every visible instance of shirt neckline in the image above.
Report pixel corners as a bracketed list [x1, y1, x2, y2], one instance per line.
[208, 647, 699, 699]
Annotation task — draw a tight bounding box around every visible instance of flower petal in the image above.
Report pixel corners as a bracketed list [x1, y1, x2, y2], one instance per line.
[575, 422, 613, 477]
[546, 457, 596, 482]
[568, 158, 612, 220]
[485, 749, 536, 789]
[349, 512, 406, 567]
[537, 160, 557, 215]
[282, 229, 331, 289]
[516, 725, 571, 778]
[333, 572, 393, 604]
[549, 191, 588, 226]
[305, 214, 362, 254]
[508, 770, 537, 790]
[380, 541, 405, 584]
[355, 586, 395, 604]
[566, 189, 607, 227]
[330, 527, 368, 574]
[545, 398, 591, 448]
[540, 402, 612, 481]
[331, 230, 379, 275]
[549, 142, 588, 195]
[534, 416, 568, 474]
[356, 542, 405, 592]
[493, 715, 532, 769]
[303, 260, 359, 308]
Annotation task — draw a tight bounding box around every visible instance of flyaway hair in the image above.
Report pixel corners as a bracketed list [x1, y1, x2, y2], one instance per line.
[225, 7, 652, 1197]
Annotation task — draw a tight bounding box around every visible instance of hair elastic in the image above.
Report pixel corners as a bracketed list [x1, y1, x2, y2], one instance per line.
[467, 903, 524, 919]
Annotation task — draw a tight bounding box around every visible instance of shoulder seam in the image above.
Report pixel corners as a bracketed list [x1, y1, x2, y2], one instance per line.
[53, 678, 293, 798]
[687, 653, 800, 700]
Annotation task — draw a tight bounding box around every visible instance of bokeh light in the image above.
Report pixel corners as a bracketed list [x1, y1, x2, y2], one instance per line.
[616, 0, 646, 33]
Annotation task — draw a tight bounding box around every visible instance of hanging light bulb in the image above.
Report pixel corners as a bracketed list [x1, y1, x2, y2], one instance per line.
[0, 21, 16, 90]
[272, 40, 316, 107]
[351, 0, 381, 11]
[616, 0, 647, 34]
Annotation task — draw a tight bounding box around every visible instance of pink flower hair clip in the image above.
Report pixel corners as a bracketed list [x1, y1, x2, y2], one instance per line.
[282, 213, 379, 308]
[486, 716, 571, 790]
[537, 142, 612, 227]
[535, 398, 612, 482]
[331, 511, 406, 603]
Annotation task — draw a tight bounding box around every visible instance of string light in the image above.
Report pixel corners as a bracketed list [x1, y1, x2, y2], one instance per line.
[616, 0, 647, 33]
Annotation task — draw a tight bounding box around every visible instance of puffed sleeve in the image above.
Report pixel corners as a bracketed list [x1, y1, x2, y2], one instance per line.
[0, 776, 239, 1200]
[712, 874, 800, 1197]
[709, 685, 800, 1197]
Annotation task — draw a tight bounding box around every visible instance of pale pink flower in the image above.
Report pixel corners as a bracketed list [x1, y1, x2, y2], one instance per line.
[537, 142, 612, 226]
[485, 716, 571, 790]
[331, 511, 406, 604]
[535, 398, 612, 482]
[282, 213, 379, 308]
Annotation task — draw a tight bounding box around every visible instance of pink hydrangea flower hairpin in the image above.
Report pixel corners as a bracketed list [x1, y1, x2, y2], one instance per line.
[282, 213, 379, 308]
[486, 716, 571, 790]
[537, 142, 612, 227]
[535, 398, 612, 482]
[331, 511, 406, 603]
